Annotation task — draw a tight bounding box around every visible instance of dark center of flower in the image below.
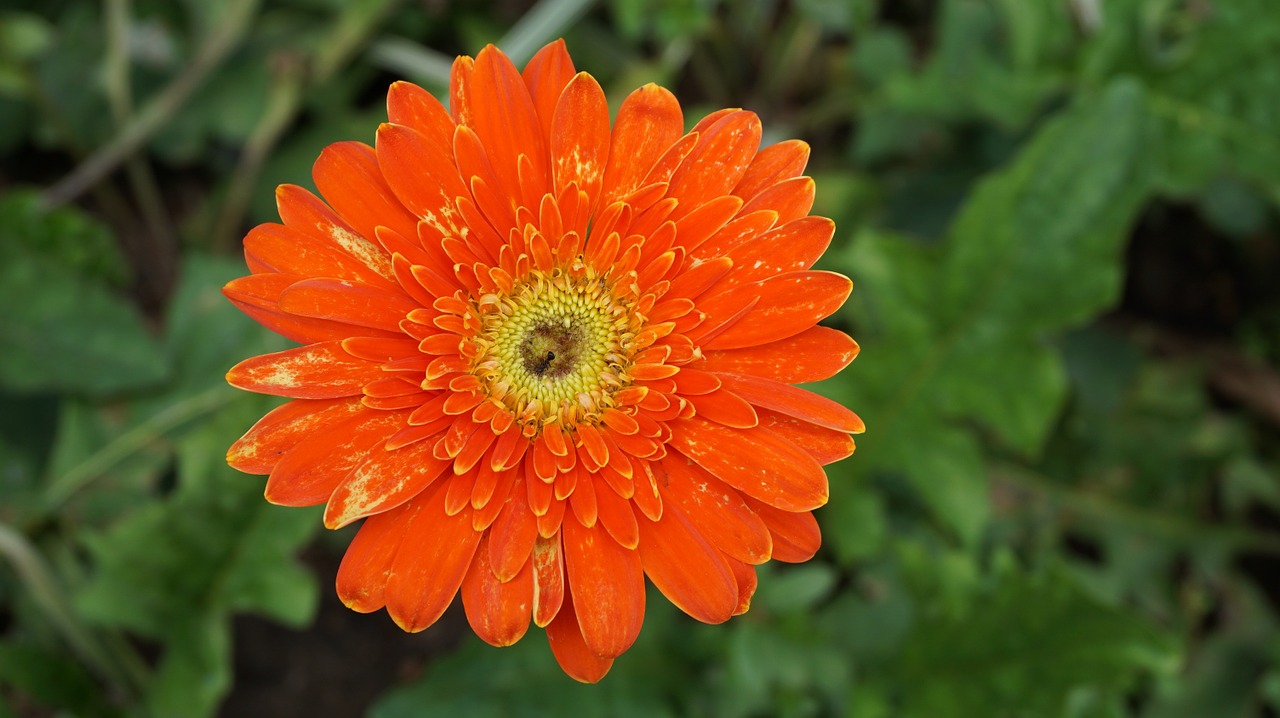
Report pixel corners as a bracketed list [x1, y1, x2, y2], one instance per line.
[469, 268, 639, 428]
[519, 319, 586, 379]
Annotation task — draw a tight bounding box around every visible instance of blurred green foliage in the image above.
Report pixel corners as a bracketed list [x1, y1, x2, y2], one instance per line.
[2, 0, 1280, 716]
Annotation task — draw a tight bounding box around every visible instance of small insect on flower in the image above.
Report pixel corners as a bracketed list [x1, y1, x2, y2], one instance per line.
[223, 39, 863, 682]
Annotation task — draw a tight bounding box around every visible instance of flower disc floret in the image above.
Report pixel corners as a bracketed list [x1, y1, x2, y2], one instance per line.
[471, 267, 637, 430]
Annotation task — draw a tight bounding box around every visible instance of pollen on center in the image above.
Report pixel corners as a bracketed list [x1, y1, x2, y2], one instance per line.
[470, 267, 637, 431]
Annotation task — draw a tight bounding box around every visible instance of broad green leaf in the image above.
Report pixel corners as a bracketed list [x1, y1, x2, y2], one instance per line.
[370, 604, 680, 718]
[0, 640, 112, 717]
[833, 79, 1151, 544]
[0, 191, 127, 286]
[71, 257, 316, 718]
[41, 399, 169, 528]
[0, 12, 52, 63]
[0, 192, 167, 396]
[754, 563, 837, 614]
[821, 480, 886, 565]
[145, 614, 231, 718]
[1143, 588, 1275, 718]
[73, 403, 317, 718]
[30, 4, 111, 150]
[0, 394, 59, 523]
[38, 255, 280, 515]
[1081, 0, 1280, 196]
[888, 564, 1177, 717]
[707, 621, 851, 718]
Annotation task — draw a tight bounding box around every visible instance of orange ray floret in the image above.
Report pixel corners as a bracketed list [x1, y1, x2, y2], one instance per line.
[224, 39, 863, 682]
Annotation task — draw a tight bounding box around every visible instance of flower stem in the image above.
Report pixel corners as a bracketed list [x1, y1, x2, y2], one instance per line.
[0, 522, 148, 702]
[41, 0, 262, 208]
[104, 0, 179, 300]
[39, 387, 235, 518]
[210, 0, 404, 251]
[994, 464, 1280, 556]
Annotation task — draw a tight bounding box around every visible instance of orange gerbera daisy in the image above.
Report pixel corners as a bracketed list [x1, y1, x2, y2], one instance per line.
[224, 40, 863, 682]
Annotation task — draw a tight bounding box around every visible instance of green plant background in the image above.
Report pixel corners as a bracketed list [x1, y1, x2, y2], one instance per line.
[3, 0, 1280, 716]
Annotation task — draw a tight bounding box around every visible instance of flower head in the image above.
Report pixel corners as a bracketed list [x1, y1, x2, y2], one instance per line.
[224, 40, 863, 682]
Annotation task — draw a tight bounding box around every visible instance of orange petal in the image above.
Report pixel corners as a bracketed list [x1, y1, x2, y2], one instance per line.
[665, 256, 733, 301]
[717, 373, 864, 434]
[487, 475, 539, 582]
[227, 397, 365, 474]
[665, 111, 761, 221]
[469, 45, 549, 207]
[449, 55, 474, 127]
[593, 475, 640, 549]
[600, 84, 683, 207]
[546, 589, 613, 683]
[279, 278, 420, 333]
[386, 80, 455, 158]
[731, 139, 810, 201]
[537, 491, 568, 537]
[758, 408, 856, 465]
[630, 462, 662, 520]
[472, 465, 517, 530]
[690, 107, 738, 135]
[323, 437, 451, 528]
[551, 72, 610, 212]
[701, 271, 852, 351]
[227, 341, 382, 399]
[567, 464, 598, 527]
[659, 456, 772, 564]
[243, 223, 391, 287]
[223, 274, 379, 345]
[264, 407, 408, 506]
[274, 183, 396, 281]
[700, 325, 859, 384]
[375, 123, 469, 239]
[714, 216, 834, 291]
[725, 556, 758, 615]
[312, 141, 419, 242]
[384, 482, 481, 632]
[668, 416, 828, 512]
[453, 126, 515, 242]
[461, 533, 533, 647]
[741, 497, 821, 563]
[521, 38, 576, 145]
[342, 336, 422, 363]
[740, 176, 815, 225]
[691, 208, 778, 261]
[563, 517, 645, 658]
[636, 501, 738, 624]
[672, 368, 721, 395]
[685, 389, 758, 429]
[531, 533, 565, 627]
[673, 195, 743, 255]
[336, 505, 415, 613]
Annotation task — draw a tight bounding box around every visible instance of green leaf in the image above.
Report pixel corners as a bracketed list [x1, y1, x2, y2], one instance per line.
[1082, 0, 1280, 195]
[370, 619, 679, 718]
[0, 393, 59, 524]
[754, 564, 838, 614]
[73, 405, 318, 718]
[821, 481, 886, 565]
[37, 254, 281, 516]
[888, 564, 1178, 717]
[70, 257, 316, 718]
[705, 620, 852, 718]
[835, 79, 1151, 544]
[0, 12, 53, 63]
[0, 191, 167, 396]
[0, 640, 114, 717]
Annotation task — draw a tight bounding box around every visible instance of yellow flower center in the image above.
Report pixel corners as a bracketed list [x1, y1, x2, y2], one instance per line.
[471, 268, 635, 429]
